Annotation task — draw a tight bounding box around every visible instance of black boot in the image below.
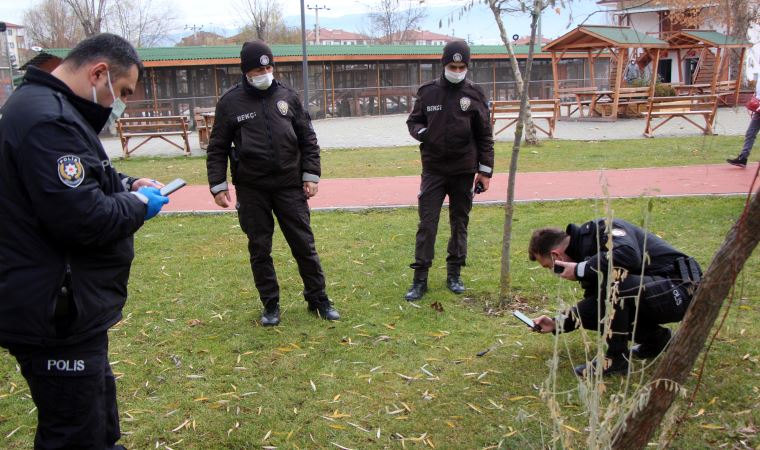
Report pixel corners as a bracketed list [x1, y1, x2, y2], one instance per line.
[726, 156, 747, 168]
[260, 303, 280, 327]
[404, 278, 428, 301]
[574, 354, 629, 377]
[632, 328, 672, 359]
[446, 275, 465, 294]
[308, 297, 340, 321]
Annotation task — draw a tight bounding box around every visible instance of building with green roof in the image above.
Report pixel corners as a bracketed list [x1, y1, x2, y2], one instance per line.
[23, 44, 602, 120]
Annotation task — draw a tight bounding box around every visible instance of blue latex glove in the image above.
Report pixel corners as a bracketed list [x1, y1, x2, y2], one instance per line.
[136, 186, 169, 220]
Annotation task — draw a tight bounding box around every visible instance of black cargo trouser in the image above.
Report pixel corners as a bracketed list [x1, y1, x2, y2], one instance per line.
[236, 185, 327, 306]
[4, 333, 123, 450]
[410, 172, 474, 277]
[575, 274, 695, 357]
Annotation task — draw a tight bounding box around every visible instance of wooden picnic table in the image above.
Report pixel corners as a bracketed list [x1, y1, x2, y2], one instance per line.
[573, 90, 613, 118]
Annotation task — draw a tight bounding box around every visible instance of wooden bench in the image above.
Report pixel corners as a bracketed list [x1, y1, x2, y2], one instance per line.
[193, 107, 216, 150]
[116, 116, 191, 158]
[713, 80, 738, 106]
[643, 94, 718, 138]
[491, 99, 559, 138]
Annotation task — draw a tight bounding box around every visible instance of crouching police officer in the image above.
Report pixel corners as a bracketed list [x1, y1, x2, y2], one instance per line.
[207, 41, 339, 326]
[404, 40, 494, 301]
[0, 34, 169, 449]
[528, 218, 701, 377]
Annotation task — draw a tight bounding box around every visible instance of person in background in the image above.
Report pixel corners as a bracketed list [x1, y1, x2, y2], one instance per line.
[727, 78, 760, 168]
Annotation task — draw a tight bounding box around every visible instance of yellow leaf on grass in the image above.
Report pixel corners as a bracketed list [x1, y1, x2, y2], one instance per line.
[699, 424, 724, 430]
[383, 323, 396, 330]
[562, 424, 581, 433]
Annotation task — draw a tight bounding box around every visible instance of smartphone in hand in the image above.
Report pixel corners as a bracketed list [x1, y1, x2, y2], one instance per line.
[160, 178, 187, 196]
[553, 264, 564, 274]
[513, 311, 540, 332]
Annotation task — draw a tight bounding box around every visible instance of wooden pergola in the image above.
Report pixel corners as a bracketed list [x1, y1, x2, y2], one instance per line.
[664, 30, 752, 105]
[544, 25, 669, 119]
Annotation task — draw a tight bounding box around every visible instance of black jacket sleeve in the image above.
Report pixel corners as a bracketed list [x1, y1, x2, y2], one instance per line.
[18, 121, 145, 248]
[406, 89, 427, 141]
[206, 100, 233, 194]
[291, 96, 321, 180]
[471, 89, 494, 176]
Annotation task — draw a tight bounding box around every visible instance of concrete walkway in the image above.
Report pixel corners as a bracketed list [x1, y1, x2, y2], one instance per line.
[163, 164, 759, 214]
[100, 107, 752, 159]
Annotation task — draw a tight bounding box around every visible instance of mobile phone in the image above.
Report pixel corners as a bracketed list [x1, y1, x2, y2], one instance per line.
[513, 311, 540, 331]
[553, 264, 564, 274]
[474, 181, 484, 194]
[160, 178, 186, 196]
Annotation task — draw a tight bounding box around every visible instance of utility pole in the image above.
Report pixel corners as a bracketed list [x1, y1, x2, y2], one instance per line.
[307, 4, 330, 44]
[300, 0, 309, 108]
[184, 24, 203, 45]
[0, 22, 11, 95]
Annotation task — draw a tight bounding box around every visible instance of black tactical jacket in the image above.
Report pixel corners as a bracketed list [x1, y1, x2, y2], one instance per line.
[0, 67, 146, 346]
[207, 78, 321, 193]
[558, 218, 695, 333]
[406, 75, 494, 177]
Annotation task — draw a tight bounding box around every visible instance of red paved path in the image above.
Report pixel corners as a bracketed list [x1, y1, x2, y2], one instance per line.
[163, 164, 758, 213]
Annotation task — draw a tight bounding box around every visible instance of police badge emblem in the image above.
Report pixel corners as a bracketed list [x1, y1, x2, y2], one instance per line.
[57, 155, 85, 188]
[260, 55, 270, 65]
[277, 100, 289, 116]
[453, 52, 462, 62]
[460, 96, 471, 111]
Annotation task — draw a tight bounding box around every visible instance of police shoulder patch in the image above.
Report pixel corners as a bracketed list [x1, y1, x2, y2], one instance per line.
[460, 96, 471, 111]
[277, 100, 289, 116]
[611, 228, 627, 237]
[57, 155, 85, 188]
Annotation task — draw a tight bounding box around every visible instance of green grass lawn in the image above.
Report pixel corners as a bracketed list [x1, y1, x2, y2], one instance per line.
[111, 135, 744, 185]
[1, 196, 757, 448]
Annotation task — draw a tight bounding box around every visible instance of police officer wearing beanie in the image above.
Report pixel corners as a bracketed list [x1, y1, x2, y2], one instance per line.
[404, 40, 494, 301]
[527, 218, 701, 377]
[0, 33, 169, 449]
[207, 41, 339, 325]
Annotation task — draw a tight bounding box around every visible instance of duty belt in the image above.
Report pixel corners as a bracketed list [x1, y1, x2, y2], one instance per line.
[674, 256, 701, 284]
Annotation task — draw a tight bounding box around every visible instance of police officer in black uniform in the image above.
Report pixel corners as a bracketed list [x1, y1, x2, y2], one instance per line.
[0, 34, 169, 449]
[404, 40, 495, 301]
[206, 41, 339, 326]
[528, 218, 701, 377]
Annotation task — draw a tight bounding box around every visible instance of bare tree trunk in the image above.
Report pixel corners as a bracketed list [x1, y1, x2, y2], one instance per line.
[498, 0, 542, 305]
[65, 0, 107, 36]
[612, 187, 760, 449]
[487, 0, 538, 145]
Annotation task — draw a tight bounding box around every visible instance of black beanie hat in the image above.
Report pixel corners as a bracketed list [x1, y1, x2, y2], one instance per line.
[240, 41, 274, 73]
[442, 40, 470, 66]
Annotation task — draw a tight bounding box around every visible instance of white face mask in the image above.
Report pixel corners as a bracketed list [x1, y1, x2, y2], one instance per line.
[246, 72, 274, 90]
[92, 69, 127, 118]
[444, 68, 467, 84]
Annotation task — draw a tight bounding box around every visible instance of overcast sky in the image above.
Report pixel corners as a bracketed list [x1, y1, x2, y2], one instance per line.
[0, 0, 605, 45]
